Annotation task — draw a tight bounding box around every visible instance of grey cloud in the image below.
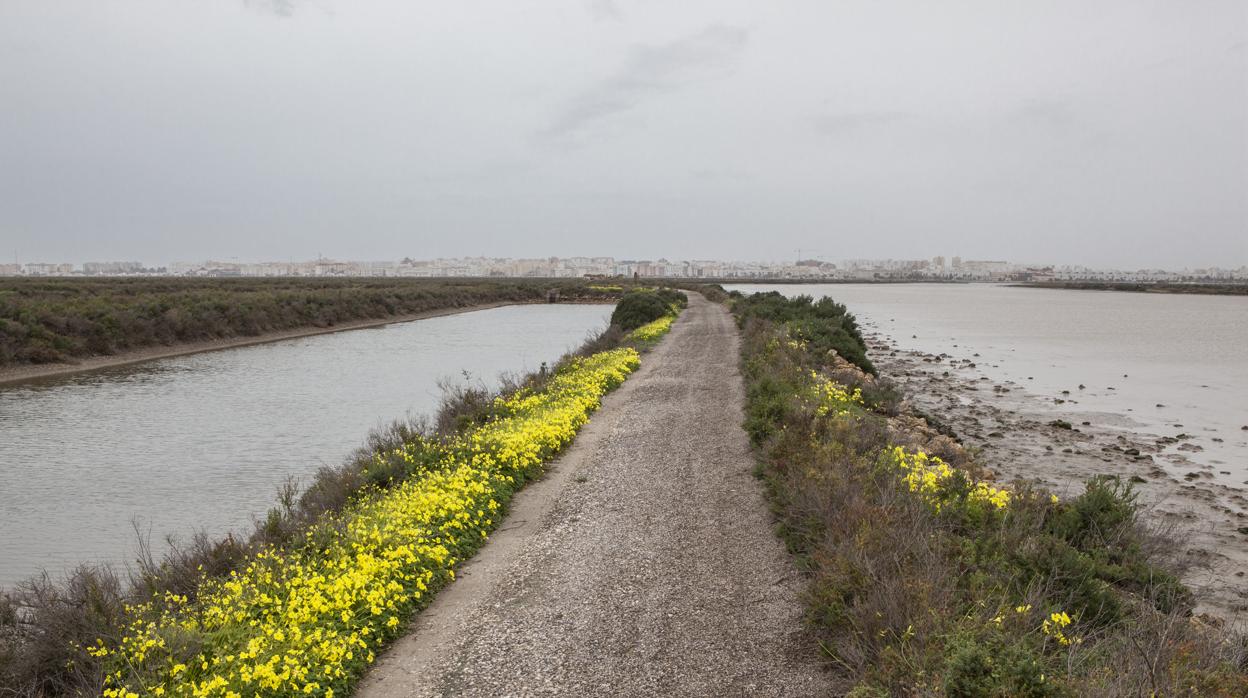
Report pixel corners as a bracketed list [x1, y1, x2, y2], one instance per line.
[812, 111, 912, 135]
[0, 1, 1242, 268]
[244, 0, 305, 18]
[542, 24, 748, 140]
[586, 0, 623, 22]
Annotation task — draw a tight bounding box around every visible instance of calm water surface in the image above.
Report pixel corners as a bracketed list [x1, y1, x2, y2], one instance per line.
[0, 304, 610, 588]
[727, 284, 1248, 481]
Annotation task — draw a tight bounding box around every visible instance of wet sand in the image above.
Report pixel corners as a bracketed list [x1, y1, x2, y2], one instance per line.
[867, 329, 1248, 624]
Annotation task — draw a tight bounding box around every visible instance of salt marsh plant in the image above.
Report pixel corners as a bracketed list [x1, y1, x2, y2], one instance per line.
[732, 291, 1246, 696]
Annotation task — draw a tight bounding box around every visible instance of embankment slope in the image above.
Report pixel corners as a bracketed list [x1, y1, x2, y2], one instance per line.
[357, 294, 829, 697]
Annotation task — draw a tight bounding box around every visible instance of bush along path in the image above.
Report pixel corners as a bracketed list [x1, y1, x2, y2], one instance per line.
[357, 293, 829, 697]
[0, 299, 680, 697]
[731, 290, 1248, 696]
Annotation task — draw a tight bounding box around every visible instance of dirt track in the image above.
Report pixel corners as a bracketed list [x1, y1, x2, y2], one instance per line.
[357, 294, 830, 697]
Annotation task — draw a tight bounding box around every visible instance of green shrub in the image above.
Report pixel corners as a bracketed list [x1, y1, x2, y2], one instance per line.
[732, 291, 875, 374]
[609, 289, 685, 330]
[942, 636, 1053, 698]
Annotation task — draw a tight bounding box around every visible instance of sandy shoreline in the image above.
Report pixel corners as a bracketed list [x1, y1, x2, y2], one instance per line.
[0, 301, 536, 387]
[868, 329, 1248, 624]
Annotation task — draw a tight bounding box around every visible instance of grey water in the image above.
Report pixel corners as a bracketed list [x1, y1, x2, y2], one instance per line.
[727, 283, 1248, 485]
[0, 304, 611, 588]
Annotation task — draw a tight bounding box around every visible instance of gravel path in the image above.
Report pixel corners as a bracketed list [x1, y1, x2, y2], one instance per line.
[357, 294, 831, 697]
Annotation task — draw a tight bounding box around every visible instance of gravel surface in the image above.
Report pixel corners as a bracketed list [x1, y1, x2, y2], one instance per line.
[357, 294, 831, 697]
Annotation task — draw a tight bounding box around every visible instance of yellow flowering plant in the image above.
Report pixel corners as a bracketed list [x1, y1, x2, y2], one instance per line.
[805, 370, 864, 419]
[627, 314, 675, 343]
[94, 347, 642, 697]
[888, 446, 1011, 513]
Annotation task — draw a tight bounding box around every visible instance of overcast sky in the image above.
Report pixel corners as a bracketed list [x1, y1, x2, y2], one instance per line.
[1, 1, 1245, 268]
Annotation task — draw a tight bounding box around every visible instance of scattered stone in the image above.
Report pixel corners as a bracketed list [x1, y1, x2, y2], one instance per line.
[1049, 419, 1073, 430]
[1078, 384, 1085, 390]
[1081, 421, 1091, 426]
[1156, 403, 1165, 408]
[1129, 475, 1147, 484]
[1124, 448, 1140, 456]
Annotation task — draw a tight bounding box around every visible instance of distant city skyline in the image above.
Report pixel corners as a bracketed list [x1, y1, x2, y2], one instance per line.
[3, 253, 1244, 283]
[5, 247, 1247, 275]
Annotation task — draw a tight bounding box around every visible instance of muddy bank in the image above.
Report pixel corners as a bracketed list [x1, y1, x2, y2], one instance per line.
[867, 329, 1248, 624]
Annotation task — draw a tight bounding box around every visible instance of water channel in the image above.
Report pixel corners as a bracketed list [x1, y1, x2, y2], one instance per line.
[0, 304, 612, 588]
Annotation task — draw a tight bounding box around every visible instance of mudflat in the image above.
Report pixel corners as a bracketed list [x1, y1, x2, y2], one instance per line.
[869, 333, 1248, 623]
[357, 294, 830, 697]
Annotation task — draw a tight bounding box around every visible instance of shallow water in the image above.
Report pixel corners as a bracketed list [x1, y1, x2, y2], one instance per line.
[726, 283, 1248, 483]
[0, 304, 611, 588]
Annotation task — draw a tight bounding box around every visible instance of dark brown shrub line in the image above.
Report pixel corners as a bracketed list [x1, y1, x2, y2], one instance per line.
[0, 278, 626, 368]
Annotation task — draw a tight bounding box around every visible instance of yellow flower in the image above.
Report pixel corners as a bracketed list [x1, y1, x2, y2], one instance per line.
[94, 347, 644, 696]
[1042, 610, 1080, 646]
[628, 314, 677, 342]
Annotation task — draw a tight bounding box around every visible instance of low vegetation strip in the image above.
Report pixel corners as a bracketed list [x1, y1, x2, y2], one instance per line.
[1019, 281, 1248, 296]
[0, 278, 621, 368]
[0, 295, 683, 697]
[91, 348, 641, 698]
[731, 290, 1247, 696]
